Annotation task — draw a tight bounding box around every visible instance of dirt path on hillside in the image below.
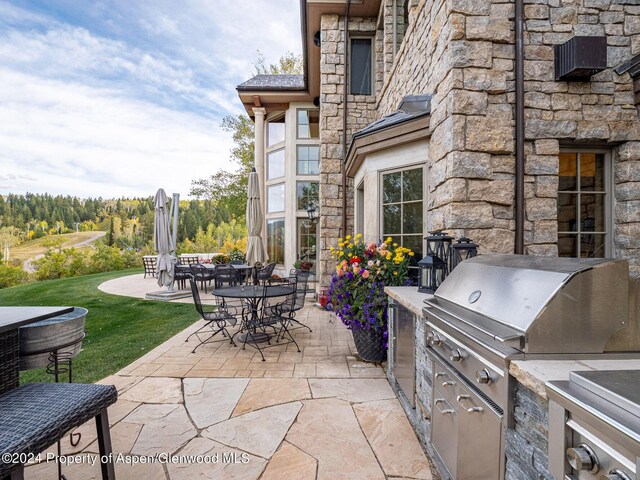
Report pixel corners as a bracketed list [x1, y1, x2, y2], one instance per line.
[23, 231, 107, 273]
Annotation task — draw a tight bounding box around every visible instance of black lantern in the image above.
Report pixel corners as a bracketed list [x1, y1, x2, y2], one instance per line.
[306, 203, 319, 224]
[450, 237, 478, 271]
[417, 254, 447, 294]
[425, 231, 454, 274]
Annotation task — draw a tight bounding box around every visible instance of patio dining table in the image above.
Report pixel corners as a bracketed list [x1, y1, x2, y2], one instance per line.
[212, 284, 293, 343]
[0, 306, 73, 395]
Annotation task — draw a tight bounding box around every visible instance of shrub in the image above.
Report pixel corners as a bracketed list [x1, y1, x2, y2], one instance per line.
[34, 247, 88, 280]
[0, 264, 29, 289]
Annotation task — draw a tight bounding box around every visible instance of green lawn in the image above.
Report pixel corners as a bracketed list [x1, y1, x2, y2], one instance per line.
[0, 269, 197, 384]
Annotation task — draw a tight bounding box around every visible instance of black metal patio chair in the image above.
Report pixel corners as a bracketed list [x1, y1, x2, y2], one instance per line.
[214, 265, 241, 288]
[269, 270, 312, 334]
[186, 278, 238, 353]
[173, 265, 191, 290]
[189, 264, 215, 293]
[256, 262, 276, 284]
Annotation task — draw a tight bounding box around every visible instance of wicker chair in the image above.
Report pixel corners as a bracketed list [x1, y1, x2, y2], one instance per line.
[0, 382, 117, 479]
[186, 278, 238, 353]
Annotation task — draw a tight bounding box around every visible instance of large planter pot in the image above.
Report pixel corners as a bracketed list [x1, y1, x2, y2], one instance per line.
[352, 327, 386, 363]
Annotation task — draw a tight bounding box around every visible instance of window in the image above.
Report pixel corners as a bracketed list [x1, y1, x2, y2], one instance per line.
[297, 181, 319, 210]
[267, 117, 285, 146]
[267, 183, 285, 213]
[297, 145, 320, 175]
[297, 110, 319, 139]
[267, 218, 285, 264]
[381, 167, 424, 260]
[557, 151, 609, 258]
[267, 149, 285, 179]
[297, 219, 317, 262]
[350, 38, 373, 95]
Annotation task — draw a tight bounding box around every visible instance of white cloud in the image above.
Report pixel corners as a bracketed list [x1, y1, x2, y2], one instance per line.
[0, 69, 233, 198]
[0, 0, 302, 199]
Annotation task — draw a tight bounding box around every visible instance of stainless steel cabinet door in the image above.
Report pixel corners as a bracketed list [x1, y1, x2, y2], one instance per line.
[391, 302, 416, 407]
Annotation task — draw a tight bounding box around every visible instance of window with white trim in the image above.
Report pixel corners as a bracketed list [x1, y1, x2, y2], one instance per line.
[381, 166, 424, 260]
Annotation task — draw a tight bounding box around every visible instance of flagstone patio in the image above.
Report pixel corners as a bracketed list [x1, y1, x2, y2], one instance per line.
[25, 274, 435, 479]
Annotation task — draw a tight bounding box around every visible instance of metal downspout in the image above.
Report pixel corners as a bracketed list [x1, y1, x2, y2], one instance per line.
[515, 0, 525, 254]
[342, 0, 351, 237]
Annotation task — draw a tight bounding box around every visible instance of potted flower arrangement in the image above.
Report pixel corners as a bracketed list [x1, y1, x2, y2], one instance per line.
[293, 258, 314, 273]
[328, 234, 414, 362]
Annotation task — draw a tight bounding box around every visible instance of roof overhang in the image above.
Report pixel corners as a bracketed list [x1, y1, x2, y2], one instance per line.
[345, 113, 431, 177]
[236, 0, 381, 118]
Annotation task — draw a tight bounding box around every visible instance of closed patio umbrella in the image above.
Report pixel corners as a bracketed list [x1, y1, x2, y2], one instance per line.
[154, 188, 175, 289]
[245, 168, 268, 278]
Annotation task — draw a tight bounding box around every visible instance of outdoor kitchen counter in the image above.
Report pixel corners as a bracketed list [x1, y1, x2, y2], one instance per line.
[510, 358, 640, 400]
[384, 286, 433, 317]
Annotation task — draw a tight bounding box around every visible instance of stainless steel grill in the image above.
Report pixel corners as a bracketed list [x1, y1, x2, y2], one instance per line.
[423, 254, 640, 480]
[547, 370, 640, 480]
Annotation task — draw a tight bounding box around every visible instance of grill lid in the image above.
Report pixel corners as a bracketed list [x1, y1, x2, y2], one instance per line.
[432, 255, 630, 354]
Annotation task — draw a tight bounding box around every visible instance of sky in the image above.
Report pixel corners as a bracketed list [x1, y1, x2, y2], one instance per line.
[0, 0, 301, 199]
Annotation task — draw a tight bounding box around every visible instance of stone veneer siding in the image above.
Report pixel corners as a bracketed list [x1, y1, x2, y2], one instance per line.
[505, 383, 553, 480]
[318, 15, 379, 286]
[317, 0, 640, 283]
[377, 0, 640, 268]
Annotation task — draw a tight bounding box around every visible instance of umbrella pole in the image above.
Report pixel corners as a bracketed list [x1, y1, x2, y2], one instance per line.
[166, 193, 180, 293]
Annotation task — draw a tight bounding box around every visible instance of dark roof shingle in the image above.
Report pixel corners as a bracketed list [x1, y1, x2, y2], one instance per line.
[352, 94, 432, 139]
[237, 74, 305, 91]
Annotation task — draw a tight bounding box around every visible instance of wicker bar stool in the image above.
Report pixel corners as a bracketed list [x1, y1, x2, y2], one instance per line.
[0, 382, 118, 480]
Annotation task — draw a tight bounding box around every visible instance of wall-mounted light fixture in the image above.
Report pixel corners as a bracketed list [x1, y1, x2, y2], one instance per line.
[307, 203, 319, 224]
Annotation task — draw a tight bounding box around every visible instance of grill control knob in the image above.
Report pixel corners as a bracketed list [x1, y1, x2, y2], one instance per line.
[431, 334, 443, 346]
[450, 349, 463, 362]
[476, 369, 492, 384]
[600, 470, 631, 480]
[566, 444, 599, 473]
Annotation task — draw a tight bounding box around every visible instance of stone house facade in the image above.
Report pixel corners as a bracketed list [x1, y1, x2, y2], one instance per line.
[236, 0, 640, 287]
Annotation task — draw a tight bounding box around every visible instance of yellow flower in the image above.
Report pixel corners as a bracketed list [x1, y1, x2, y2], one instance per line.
[393, 242, 398, 247]
[409, 252, 415, 256]
[356, 233, 362, 238]
[338, 238, 343, 242]
[386, 237, 392, 244]
[393, 271, 398, 276]
[348, 253, 353, 258]
[346, 235, 352, 240]
[386, 253, 392, 260]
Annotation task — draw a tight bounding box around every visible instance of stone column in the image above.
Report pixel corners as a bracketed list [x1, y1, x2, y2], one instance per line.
[253, 107, 267, 247]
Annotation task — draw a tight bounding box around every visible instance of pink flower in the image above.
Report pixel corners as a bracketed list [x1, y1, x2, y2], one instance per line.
[353, 266, 361, 275]
[362, 270, 370, 279]
[367, 242, 377, 251]
[367, 260, 374, 267]
[376, 260, 381, 266]
[336, 268, 344, 277]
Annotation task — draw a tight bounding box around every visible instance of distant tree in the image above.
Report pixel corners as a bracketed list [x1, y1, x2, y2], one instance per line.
[254, 50, 303, 75]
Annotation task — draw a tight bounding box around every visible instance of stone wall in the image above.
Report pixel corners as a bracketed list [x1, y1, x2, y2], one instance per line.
[520, 1, 640, 267]
[318, 14, 378, 286]
[505, 383, 553, 480]
[370, 0, 640, 265]
[373, 0, 518, 254]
